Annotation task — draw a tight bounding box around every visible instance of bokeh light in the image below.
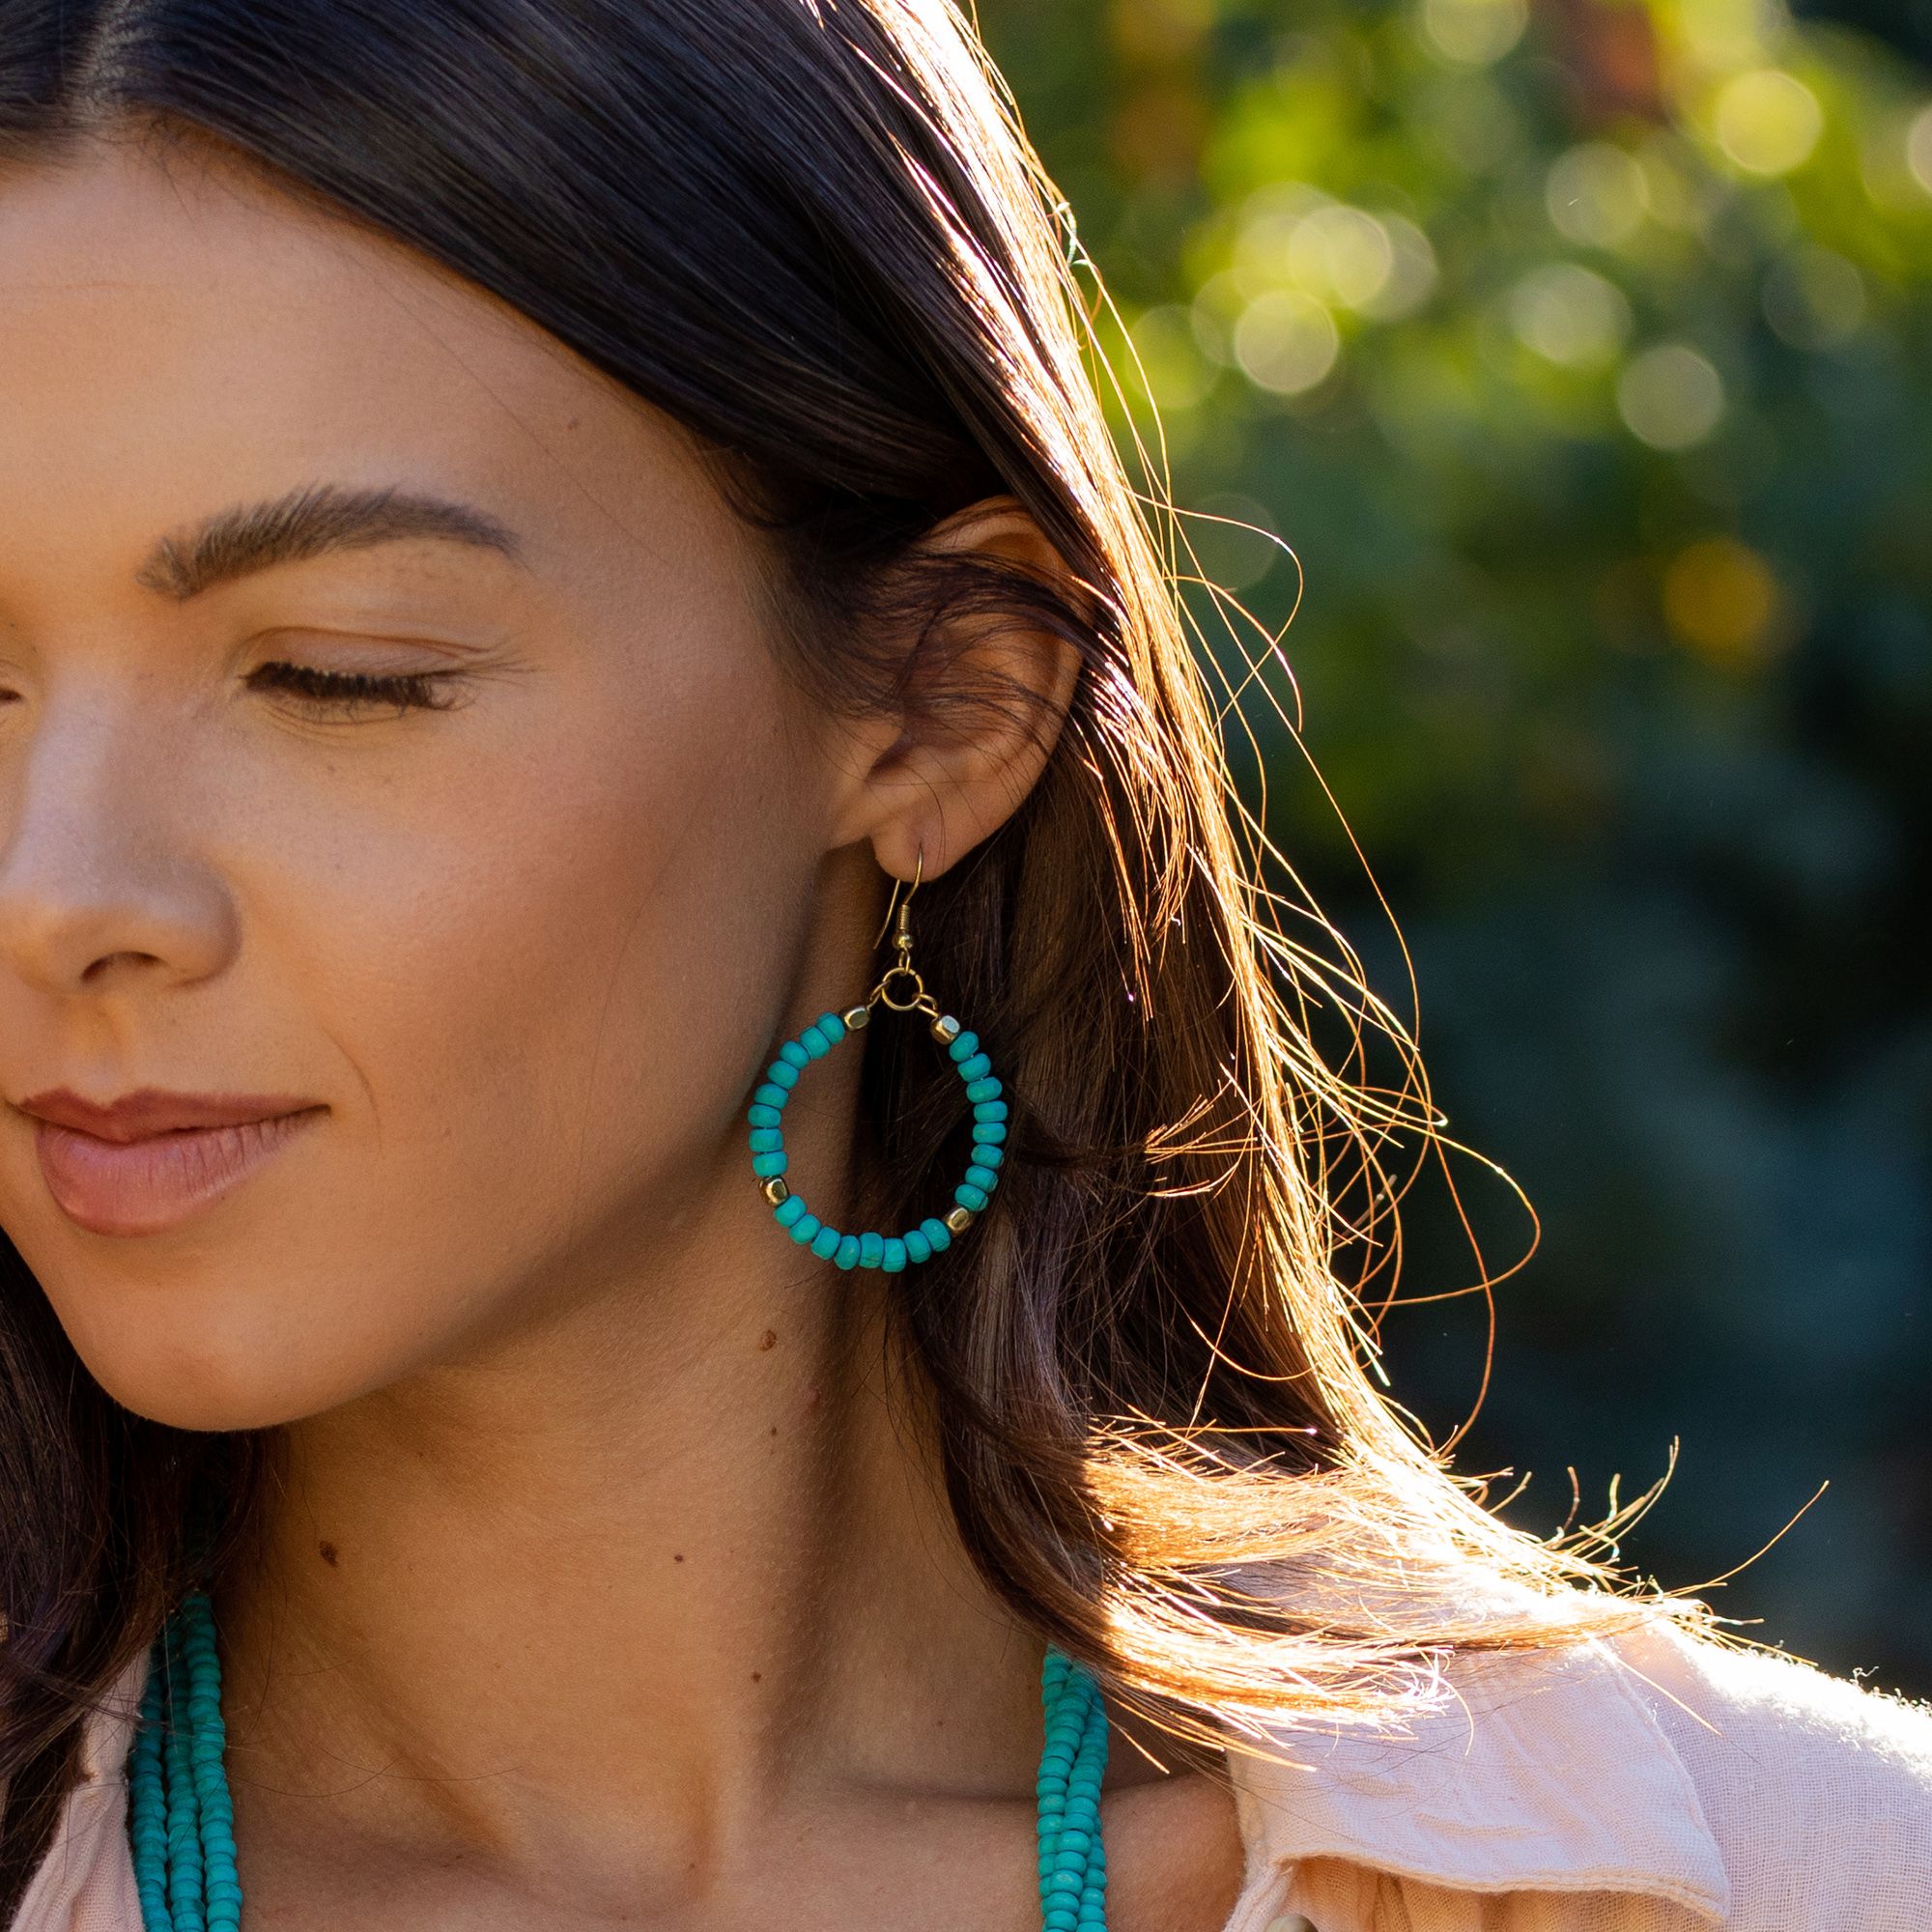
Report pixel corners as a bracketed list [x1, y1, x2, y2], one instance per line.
[1909, 101, 1932, 194]
[1234, 290, 1342, 395]
[1662, 536, 1783, 664]
[1185, 491, 1285, 593]
[1546, 142, 1651, 248]
[1618, 343, 1725, 447]
[1128, 303, 1217, 410]
[1354, 214, 1439, 320]
[1509, 264, 1634, 368]
[1711, 68, 1825, 177]
[1419, 0, 1528, 68]
[1287, 205, 1394, 312]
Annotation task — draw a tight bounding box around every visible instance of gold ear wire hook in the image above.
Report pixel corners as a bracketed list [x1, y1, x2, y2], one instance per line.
[866, 846, 937, 1017]
[871, 844, 925, 952]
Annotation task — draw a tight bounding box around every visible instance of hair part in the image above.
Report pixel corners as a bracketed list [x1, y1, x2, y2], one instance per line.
[0, 0, 1716, 1909]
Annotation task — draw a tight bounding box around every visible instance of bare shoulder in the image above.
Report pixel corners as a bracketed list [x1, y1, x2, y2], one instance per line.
[1615, 1618, 1932, 1927]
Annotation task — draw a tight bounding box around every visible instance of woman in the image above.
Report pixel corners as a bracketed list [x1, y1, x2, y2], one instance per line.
[0, 1, 1925, 1926]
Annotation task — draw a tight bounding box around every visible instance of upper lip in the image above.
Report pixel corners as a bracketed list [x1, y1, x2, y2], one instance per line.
[14, 1088, 322, 1143]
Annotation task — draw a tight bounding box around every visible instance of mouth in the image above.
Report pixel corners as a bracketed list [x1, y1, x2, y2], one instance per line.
[30, 1107, 327, 1237]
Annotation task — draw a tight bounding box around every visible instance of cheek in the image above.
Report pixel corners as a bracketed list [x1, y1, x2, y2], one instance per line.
[292, 671, 810, 1337]
[43, 652, 819, 1432]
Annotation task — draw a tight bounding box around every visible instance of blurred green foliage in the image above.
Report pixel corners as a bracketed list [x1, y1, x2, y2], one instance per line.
[978, 0, 1932, 1693]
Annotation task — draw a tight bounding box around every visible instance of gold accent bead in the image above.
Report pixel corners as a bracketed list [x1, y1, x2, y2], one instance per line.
[761, 1178, 790, 1206]
[842, 1005, 870, 1030]
[945, 1206, 974, 1234]
[930, 1014, 961, 1042]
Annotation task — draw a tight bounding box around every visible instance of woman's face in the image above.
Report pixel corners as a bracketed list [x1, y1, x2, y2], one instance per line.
[0, 133, 898, 1429]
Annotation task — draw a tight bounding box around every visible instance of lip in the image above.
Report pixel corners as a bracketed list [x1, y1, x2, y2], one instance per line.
[22, 1095, 326, 1237]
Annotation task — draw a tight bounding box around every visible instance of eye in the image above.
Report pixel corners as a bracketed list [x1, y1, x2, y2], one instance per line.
[246, 661, 468, 719]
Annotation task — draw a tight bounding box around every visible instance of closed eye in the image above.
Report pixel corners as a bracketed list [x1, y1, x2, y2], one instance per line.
[246, 661, 469, 718]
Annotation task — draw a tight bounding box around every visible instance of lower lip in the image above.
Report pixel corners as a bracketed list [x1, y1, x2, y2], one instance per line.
[33, 1109, 324, 1236]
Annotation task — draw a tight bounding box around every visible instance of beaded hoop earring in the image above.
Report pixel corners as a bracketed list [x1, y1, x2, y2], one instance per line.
[746, 848, 1007, 1271]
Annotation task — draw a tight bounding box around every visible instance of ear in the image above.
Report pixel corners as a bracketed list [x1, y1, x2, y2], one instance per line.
[828, 495, 1086, 883]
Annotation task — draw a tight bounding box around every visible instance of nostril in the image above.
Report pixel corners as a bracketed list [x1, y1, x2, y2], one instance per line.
[80, 951, 163, 980]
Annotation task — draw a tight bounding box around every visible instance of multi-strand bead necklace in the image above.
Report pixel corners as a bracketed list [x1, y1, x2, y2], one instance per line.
[126, 1589, 1111, 1930]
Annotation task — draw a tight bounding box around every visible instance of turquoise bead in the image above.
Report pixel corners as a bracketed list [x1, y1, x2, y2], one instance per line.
[973, 1121, 1008, 1145]
[948, 1029, 979, 1060]
[815, 1010, 846, 1043]
[955, 1181, 988, 1211]
[775, 1195, 807, 1227]
[956, 1051, 992, 1082]
[800, 1024, 830, 1058]
[835, 1234, 861, 1269]
[974, 1141, 1005, 1169]
[920, 1215, 952, 1252]
[974, 1098, 1008, 1121]
[747, 1103, 782, 1128]
[881, 1237, 907, 1271]
[965, 1075, 1001, 1102]
[904, 1228, 931, 1263]
[779, 1039, 810, 1068]
[787, 1211, 821, 1244]
[858, 1231, 885, 1268]
[964, 1164, 999, 1193]
[766, 1059, 799, 1089]
[748, 1126, 782, 1152]
[754, 1082, 791, 1109]
[753, 1151, 788, 1178]
[810, 1223, 841, 1260]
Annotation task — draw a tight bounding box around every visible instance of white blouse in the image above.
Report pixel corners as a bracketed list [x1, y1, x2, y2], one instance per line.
[13, 1613, 1932, 1928]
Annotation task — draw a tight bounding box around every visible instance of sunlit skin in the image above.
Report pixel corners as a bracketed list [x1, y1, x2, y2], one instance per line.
[0, 132, 1246, 1929]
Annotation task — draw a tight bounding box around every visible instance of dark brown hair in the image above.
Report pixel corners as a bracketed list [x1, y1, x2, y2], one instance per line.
[0, 0, 1713, 1911]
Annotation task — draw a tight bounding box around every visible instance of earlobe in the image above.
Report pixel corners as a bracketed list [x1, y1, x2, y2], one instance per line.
[843, 496, 1087, 885]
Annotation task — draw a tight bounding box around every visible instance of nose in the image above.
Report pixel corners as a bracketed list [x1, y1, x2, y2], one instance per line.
[0, 699, 235, 1000]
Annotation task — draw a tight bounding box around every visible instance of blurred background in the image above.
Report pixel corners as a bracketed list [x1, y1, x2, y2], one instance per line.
[975, 0, 1932, 1697]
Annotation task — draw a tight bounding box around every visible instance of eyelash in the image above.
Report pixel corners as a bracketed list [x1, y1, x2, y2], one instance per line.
[247, 661, 467, 717]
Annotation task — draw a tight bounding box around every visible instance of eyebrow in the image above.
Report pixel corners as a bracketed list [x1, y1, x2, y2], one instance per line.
[134, 482, 527, 601]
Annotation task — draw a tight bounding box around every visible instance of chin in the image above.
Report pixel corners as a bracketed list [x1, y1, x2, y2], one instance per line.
[48, 1288, 383, 1435]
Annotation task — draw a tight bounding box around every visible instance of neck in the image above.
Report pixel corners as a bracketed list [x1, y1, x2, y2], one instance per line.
[211, 1193, 1048, 1887]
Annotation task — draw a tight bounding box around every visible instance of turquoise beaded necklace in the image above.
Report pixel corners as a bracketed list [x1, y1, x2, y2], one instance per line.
[1035, 1642, 1113, 1931]
[126, 1593, 239, 1932]
[126, 1590, 1110, 1930]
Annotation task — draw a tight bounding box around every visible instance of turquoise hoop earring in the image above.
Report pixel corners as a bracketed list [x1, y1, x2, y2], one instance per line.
[746, 851, 1007, 1271]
